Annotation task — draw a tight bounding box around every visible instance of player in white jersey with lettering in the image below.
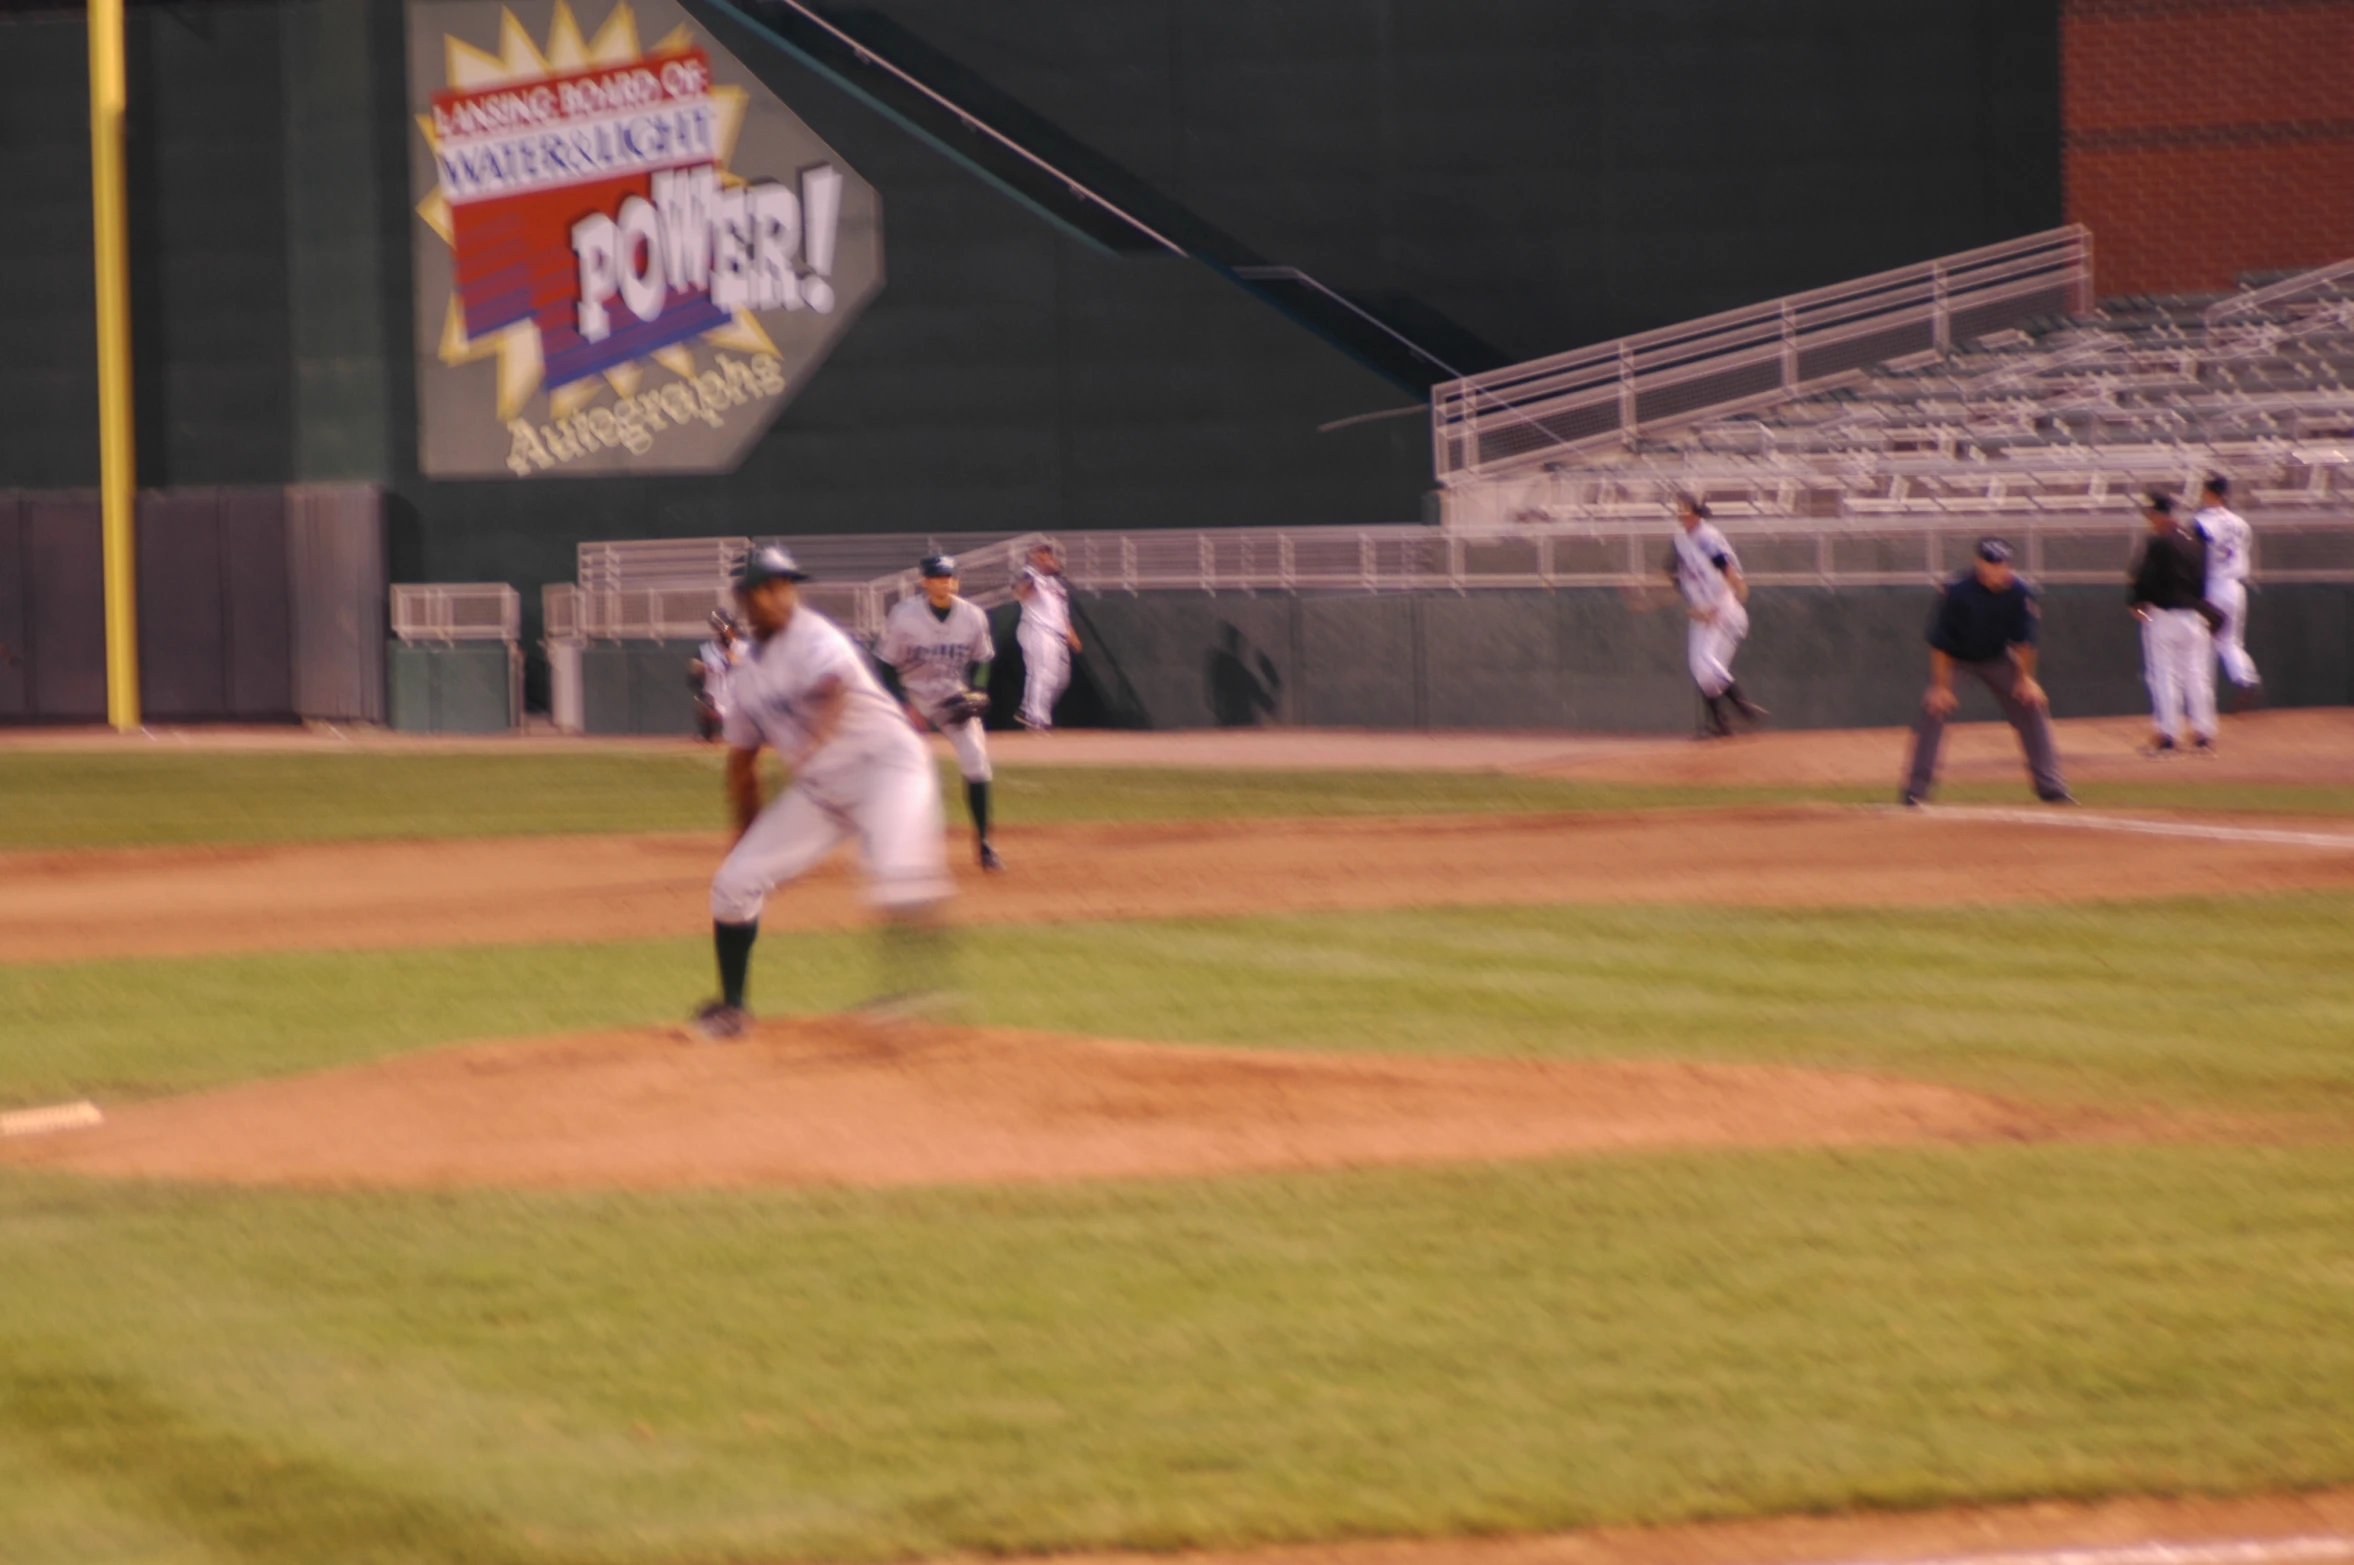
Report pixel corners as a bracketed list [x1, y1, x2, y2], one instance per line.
[876, 554, 1003, 872]
[1012, 540, 1079, 730]
[2191, 472, 2262, 710]
[1666, 496, 1767, 738]
[692, 546, 951, 1040]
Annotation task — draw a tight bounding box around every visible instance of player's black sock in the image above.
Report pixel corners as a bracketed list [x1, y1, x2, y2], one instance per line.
[1703, 694, 1730, 736]
[966, 778, 991, 843]
[714, 918, 759, 1009]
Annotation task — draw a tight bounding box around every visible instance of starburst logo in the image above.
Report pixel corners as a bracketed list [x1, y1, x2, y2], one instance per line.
[413, 1, 851, 472]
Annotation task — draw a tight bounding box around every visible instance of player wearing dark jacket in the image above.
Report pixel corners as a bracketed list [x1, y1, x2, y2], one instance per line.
[2129, 493, 2220, 754]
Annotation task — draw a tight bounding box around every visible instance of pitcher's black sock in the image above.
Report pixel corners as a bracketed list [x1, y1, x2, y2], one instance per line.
[715, 919, 759, 1008]
[966, 779, 991, 843]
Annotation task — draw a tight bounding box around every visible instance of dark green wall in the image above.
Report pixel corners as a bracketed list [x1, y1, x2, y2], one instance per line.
[1, 0, 2060, 617]
[1074, 585, 2354, 735]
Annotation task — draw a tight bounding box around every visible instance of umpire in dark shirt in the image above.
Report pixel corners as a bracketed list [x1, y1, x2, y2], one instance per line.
[1901, 537, 2072, 806]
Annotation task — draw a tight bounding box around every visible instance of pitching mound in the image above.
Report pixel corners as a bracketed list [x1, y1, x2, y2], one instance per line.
[0, 1023, 2123, 1190]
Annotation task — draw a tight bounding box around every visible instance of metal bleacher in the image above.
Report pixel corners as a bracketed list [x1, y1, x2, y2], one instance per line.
[1434, 236, 2354, 532]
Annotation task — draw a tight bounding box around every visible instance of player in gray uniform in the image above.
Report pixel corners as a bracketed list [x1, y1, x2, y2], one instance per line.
[875, 554, 1003, 872]
[693, 546, 951, 1040]
[2190, 473, 2261, 710]
[1666, 497, 1767, 737]
[688, 609, 744, 743]
[1012, 541, 1079, 730]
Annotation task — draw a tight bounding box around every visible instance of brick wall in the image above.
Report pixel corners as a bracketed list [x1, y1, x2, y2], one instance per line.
[2064, 0, 2354, 293]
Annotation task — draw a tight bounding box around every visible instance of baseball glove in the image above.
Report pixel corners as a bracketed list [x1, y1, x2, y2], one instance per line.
[938, 688, 991, 724]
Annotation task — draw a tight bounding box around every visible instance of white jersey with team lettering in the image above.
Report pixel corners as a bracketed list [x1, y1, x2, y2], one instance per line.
[1015, 565, 1071, 641]
[876, 593, 993, 715]
[1670, 521, 1743, 615]
[721, 604, 923, 783]
[2193, 505, 2252, 593]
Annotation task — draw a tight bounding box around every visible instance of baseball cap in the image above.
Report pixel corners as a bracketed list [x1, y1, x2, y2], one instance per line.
[2202, 472, 2230, 497]
[734, 545, 811, 587]
[919, 554, 957, 578]
[1974, 537, 2014, 564]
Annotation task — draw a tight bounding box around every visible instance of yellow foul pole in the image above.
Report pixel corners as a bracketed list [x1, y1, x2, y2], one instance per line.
[89, 0, 139, 731]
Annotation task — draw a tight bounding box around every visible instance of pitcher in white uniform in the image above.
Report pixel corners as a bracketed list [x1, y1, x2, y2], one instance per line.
[2191, 473, 2261, 709]
[1666, 497, 1767, 738]
[1012, 541, 1080, 730]
[876, 554, 1003, 871]
[693, 546, 951, 1040]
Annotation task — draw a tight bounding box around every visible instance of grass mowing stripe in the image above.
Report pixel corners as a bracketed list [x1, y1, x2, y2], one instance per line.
[6, 749, 2354, 849]
[4, 894, 2352, 1121]
[3, 1147, 2353, 1562]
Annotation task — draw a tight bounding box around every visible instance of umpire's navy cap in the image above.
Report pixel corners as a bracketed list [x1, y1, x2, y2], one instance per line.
[1974, 536, 2014, 564]
[734, 545, 811, 587]
[919, 554, 957, 578]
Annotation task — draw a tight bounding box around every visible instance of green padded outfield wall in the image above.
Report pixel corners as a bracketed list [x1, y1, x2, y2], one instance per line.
[0, 0, 2059, 643]
[1070, 585, 2354, 735]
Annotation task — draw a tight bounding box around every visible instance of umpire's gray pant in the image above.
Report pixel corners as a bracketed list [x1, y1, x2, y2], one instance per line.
[1903, 655, 2067, 801]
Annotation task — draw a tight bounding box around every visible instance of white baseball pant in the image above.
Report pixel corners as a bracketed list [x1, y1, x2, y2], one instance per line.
[2141, 607, 2216, 743]
[1019, 628, 1071, 728]
[710, 739, 949, 921]
[2210, 580, 2260, 688]
[940, 714, 992, 782]
[1687, 601, 1749, 698]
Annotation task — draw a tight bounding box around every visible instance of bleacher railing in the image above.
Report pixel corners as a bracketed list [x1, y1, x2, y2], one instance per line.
[391, 583, 521, 643]
[1051, 519, 2354, 591]
[1433, 226, 2092, 483]
[2204, 255, 2354, 329]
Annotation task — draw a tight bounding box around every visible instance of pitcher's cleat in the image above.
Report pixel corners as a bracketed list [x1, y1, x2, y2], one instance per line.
[688, 1000, 750, 1042]
[978, 842, 1004, 873]
[2142, 735, 2176, 758]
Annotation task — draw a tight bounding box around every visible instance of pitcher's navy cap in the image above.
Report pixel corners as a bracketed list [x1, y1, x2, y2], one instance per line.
[919, 554, 957, 578]
[1975, 537, 2014, 564]
[734, 545, 811, 587]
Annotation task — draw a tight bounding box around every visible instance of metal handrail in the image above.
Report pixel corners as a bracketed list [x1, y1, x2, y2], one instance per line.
[391, 583, 520, 644]
[1433, 226, 2091, 482]
[2204, 255, 2354, 328]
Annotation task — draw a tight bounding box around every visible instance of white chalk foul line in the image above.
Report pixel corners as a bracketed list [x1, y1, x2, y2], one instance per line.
[1926, 806, 2354, 852]
[0, 1099, 105, 1138]
[1810, 1537, 2354, 1565]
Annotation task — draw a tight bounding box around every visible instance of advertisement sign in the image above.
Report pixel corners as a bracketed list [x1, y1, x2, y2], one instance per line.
[405, 0, 881, 477]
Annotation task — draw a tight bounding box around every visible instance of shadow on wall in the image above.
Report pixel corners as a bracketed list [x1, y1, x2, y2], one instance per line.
[1205, 619, 1282, 727]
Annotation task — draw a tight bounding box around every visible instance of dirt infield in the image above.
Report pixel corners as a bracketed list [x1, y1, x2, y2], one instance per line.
[6, 802, 2354, 965]
[0, 1019, 2140, 1190]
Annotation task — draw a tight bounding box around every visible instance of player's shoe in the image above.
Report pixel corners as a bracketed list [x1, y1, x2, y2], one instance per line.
[1899, 791, 1924, 808]
[2141, 735, 2176, 758]
[689, 1000, 750, 1042]
[2192, 735, 2217, 757]
[978, 842, 1004, 873]
[2038, 789, 2079, 805]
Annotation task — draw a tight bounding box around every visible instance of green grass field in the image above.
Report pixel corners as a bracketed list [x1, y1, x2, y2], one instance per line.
[4, 750, 2352, 1564]
[4, 750, 2352, 850]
